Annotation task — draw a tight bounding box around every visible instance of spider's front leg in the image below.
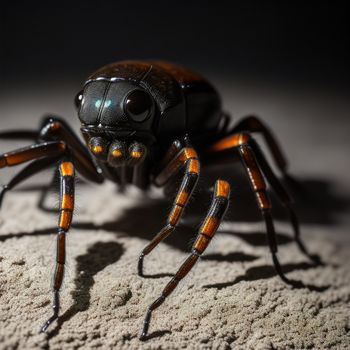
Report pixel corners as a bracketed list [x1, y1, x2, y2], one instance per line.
[0, 116, 103, 208]
[40, 158, 75, 332]
[0, 142, 75, 331]
[140, 179, 230, 340]
[0, 141, 67, 169]
[138, 140, 200, 276]
[0, 122, 103, 331]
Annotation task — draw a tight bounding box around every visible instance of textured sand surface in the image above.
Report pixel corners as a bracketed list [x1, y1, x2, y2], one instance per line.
[1, 81, 350, 349]
[0, 182, 349, 350]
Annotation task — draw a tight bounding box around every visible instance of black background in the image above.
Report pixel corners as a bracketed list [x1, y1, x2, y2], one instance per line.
[1, 1, 349, 87]
[0, 1, 349, 227]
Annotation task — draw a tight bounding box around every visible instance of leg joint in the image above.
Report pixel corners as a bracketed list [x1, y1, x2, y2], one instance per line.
[191, 249, 201, 257]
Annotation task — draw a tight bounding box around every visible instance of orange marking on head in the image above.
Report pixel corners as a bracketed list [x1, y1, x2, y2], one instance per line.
[112, 149, 122, 157]
[91, 145, 103, 154]
[216, 180, 230, 198]
[60, 162, 74, 176]
[201, 217, 219, 236]
[131, 151, 142, 158]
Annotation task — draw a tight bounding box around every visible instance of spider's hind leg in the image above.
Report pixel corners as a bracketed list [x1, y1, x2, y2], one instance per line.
[239, 142, 308, 287]
[208, 133, 308, 287]
[232, 115, 288, 175]
[140, 179, 230, 340]
[232, 115, 304, 192]
[249, 138, 323, 265]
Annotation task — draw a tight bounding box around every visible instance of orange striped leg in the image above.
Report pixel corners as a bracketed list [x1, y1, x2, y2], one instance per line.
[232, 115, 288, 174]
[0, 156, 61, 209]
[210, 133, 306, 286]
[140, 180, 230, 340]
[40, 159, 75, 332]
[248, 139, 323, 265]
[40, 117, 103, 183]
[0, 141, 66, 210]
[138, 147, 200, 276]
[238, 143, 305, 287]
[0, 141, 66, 169]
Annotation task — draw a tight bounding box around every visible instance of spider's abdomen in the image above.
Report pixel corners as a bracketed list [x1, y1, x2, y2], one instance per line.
[150, 61, 222, 135]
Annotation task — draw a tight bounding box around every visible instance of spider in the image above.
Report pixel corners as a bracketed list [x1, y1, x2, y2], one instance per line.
[0, 60, 322, 340]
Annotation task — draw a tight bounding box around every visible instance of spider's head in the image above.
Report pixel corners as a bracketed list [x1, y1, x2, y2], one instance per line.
[75, 80, 157, 167]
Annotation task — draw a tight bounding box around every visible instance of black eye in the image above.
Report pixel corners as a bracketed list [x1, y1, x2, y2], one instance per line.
[124, 90, 152, 122]
[74, 90, 84, 109]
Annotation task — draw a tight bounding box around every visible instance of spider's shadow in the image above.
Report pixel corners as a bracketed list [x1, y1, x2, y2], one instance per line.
[203, 262, 329, 292]
[46, 241, 124, 339]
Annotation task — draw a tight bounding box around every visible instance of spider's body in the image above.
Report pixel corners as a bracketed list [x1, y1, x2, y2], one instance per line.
[77, 61, 224, 188]
[0, 60, 321, 340]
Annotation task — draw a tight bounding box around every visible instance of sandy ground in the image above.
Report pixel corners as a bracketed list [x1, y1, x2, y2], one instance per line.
[0, 80, 350, 349]
[0, 175, 349, 350]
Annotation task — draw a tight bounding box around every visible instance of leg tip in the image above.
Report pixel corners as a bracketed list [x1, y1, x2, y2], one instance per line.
[39, 323, 49, 334]
[0, 186, 8, 208]
[139, 332, 147, 341]
[137, 254, 145, 277]
[310, 254, 324, 266]
[39, 313, 58, 334]
[289, 280, 305, 289]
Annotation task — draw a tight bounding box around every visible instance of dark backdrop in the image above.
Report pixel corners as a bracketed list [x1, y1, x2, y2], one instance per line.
[0, 1, 349, 225]
[1, 1, 349, 87]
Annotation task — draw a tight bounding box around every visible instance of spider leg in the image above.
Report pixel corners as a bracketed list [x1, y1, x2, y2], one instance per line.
[0, 115, 103, 183]
[0, 117, 103, 209]
[140, 180, 230, 340]
[37, 169, 60, 212]
[207, 133, 305, 287]
[0, 130, 38, 140]
[0, 141, 66, 169]
[239, 142, 306, 286]
[248, 138, 323, 265]
[0, 156, 60, 209]
[40, 158, 75, 332]
[138, 140, 200, 276]
[39, 116, 103, 183]
[231, 115, 288, 175]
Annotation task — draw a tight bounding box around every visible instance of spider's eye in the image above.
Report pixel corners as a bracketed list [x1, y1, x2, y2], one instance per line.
[124, 90, 152, 122]
[74, 90, 84, 109]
